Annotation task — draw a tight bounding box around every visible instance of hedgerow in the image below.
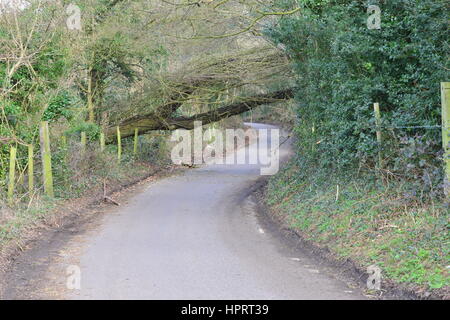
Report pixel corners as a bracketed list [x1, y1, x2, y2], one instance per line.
[267, 0, 449, 196]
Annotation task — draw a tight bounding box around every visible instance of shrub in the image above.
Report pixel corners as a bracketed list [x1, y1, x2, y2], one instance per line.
[267, 0, 449, 197]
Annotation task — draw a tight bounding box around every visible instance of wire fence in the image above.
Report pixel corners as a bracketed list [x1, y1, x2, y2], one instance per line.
[1, 123, 145, 206]
[2, 82, 450, 205]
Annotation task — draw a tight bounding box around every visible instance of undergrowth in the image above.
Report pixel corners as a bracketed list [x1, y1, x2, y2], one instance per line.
[267, 161, 449, 291]
[0, 132, 171, 249]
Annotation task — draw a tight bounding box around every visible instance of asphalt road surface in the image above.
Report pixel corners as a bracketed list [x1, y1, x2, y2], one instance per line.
[52, 123, 363, 300]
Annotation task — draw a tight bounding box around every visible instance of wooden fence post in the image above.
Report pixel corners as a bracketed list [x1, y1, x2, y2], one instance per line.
[100, 132, 105, 152]
[117, 126, 122, 162]
[28, 144, 34, 195]
[40, 121, 54, 198]
[441, 82, 450, 196]
[311, 123, 316, 152]
[374, 103, 382, 170]
[7, 146, 17, 205]
[61, 135, 67, 149]
[81, 132, 87, 154]
[61, 135, 69, 165]
[133, 128, 139, 156]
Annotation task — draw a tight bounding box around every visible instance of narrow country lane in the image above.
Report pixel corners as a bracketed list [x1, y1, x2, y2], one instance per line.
[4, 124, 366, 300]
[68, 124, 364, 300]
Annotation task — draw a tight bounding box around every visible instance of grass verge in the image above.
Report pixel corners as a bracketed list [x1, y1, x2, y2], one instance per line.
[267, 161, 449, 298]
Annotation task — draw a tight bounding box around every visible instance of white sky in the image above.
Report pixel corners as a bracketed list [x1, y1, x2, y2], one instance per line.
[0, 0, 31, 13]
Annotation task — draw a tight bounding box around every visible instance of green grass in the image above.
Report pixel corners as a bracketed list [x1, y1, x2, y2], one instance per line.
[267, 162, 449, 290]
[0, 197, 58, 244]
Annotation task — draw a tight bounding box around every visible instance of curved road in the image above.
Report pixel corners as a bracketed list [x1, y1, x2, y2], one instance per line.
[4, 124, 363, 299]
[61, 124, 364, 300]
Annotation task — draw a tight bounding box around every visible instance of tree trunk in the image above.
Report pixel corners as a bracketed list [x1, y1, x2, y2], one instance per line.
[104, 88, 294, 142]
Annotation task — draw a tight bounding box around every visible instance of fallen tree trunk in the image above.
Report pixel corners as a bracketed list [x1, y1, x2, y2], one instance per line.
[105, 88, 294, 142]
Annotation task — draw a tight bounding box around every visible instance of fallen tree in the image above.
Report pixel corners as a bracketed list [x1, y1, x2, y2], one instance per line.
[105, 87, 294, 141]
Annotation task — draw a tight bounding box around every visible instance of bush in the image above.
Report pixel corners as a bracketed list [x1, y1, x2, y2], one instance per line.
[65, 122, 101, 141]
[267, 0, 449, 197]
[42, 92, 75, 122]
